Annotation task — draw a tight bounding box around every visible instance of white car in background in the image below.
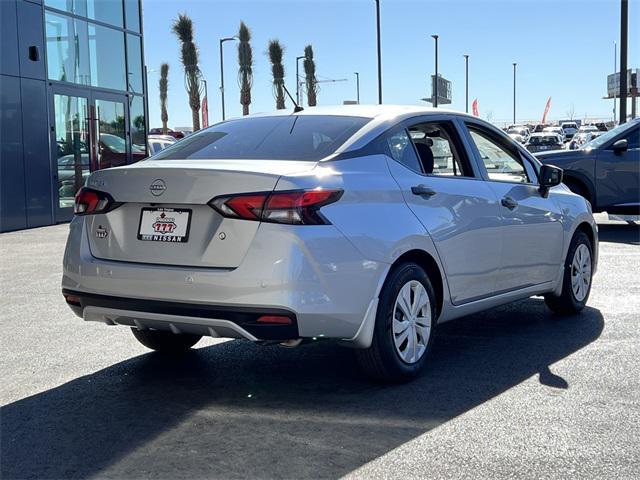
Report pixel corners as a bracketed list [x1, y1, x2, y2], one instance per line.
[148, 135, 177, 155]
[544, 126, 566, 142]
[561, 122, 579, 141]
[63, 105, 597, 382]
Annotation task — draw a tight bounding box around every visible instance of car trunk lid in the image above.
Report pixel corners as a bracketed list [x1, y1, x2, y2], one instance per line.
[84, 159, 316, 268]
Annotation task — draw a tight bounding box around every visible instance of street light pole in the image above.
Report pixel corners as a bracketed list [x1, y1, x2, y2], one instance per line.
[619, 0, 628, 124]
[464, 54, 469, 113]
[354, 72, 360, 104]
[296, 55, 305, 105]
[512, 62, 517, 125]
[431, 35, 439, 107]
[614, 41, 617, 123]
[375, 0, 382, 104]
[219, 36, 238, 121]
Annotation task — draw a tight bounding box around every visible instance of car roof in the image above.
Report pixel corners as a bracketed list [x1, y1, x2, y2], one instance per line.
[222, 104, 484, 154]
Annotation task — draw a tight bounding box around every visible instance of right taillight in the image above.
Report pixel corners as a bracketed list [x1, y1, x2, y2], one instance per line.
[209, 189, 342, 225]
[74, 187, 116, 215]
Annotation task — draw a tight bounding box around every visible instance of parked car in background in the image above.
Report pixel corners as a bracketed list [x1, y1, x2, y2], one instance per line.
[525, 133, 565, 153]
[149, 128, 185, 140]
[508, 133, 526, 144]
[561, 122, 579, 140]
[506, 126, 530, 142]
[537, 118, 640, 214]
[544, 126, 566, 142]
[568, 131, 604, 150]
[148, 135, 177, 155]
[533, 124, 547, 133]
[578, 125, 599, 133]
[63, 105, 597, 383]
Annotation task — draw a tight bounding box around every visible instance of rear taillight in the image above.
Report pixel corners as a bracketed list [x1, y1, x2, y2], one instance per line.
[209, 189, 342, 225]
[74, 187, 116, 215]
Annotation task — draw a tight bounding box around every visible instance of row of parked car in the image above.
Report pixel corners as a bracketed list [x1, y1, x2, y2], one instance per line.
[505, 122, 609, 154]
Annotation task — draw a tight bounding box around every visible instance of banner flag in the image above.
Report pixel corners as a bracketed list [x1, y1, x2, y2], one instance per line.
[472, 99, 479, 117]
[541, 97, 552, 124]
[202, 96, 209, 128]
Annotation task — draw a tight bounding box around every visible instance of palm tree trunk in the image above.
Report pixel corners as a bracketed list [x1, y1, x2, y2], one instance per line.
[191, 108, 200, 132]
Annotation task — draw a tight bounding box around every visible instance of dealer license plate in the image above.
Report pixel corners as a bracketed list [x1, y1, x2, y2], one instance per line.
[138, 208, 191, 243]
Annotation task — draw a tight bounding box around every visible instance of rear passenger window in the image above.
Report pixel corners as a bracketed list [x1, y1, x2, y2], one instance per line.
[384, 129, 423, 173]
[407, 121, 473, 177]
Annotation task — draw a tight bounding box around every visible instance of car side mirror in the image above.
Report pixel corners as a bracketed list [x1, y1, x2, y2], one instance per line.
[612, 138, 628, 154]
[539, 164, 563, 198]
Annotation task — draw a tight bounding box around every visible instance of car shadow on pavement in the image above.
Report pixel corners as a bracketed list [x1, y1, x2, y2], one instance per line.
[1, 299, 603, 479]
[598, 223, 640, 245]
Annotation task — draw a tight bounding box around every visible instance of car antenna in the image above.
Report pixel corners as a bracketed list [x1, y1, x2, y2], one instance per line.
[282, 84, 304, 113]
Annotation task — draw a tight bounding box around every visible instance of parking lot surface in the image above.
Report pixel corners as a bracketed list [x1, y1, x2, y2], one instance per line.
[1, 219, 639, 479]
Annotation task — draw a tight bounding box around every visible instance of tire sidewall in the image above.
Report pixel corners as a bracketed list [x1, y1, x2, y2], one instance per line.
[373, 262, 437, 379]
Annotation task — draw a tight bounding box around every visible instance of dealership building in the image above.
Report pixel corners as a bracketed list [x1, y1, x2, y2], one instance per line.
[1, 0, 148, 232]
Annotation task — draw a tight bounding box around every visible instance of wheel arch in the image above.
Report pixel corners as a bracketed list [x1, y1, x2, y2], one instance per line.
[562, 172, 596, 208]
[341, 247, 447, 349]
[390, 249, 445, 319]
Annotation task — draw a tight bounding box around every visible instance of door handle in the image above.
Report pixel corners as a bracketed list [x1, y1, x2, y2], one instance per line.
[411, 184, 436, 197]
[501, 196, 518, 210]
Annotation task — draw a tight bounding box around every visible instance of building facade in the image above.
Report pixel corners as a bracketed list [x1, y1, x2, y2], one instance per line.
[1, 0, 147, 232]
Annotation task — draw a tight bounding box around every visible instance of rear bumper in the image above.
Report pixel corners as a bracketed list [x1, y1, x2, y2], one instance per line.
[63, 289, 298, 341]
[62, 217, 386, 341]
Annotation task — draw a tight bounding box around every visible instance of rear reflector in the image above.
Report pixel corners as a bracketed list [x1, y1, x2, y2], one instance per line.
[209, 189, 342, 225]
[63, 293, 81, 306]
[257, 315, 292, 325]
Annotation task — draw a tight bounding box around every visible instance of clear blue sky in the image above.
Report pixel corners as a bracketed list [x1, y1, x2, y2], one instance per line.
[142, 0, 639, 128]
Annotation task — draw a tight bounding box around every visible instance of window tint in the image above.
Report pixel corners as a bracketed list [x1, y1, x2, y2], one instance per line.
[384, 129, 423, 172]
[126, 34, 143, 94]
[124, 0, 140, 32]
[468, 127, 530, 183]
[153, 115, 370, 161]
[408, 121, 472, 177]
[45, 12, 91, 85]
[89, 23, 126, 90]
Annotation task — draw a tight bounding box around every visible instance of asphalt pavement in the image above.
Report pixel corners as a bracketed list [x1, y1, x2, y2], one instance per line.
[1, 218, 639, 479]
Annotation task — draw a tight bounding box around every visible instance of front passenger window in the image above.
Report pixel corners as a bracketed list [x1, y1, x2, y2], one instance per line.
[468, 127, 530, 183]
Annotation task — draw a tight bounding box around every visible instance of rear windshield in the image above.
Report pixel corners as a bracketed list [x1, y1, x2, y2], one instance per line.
[152, 115, 370, 161]
[529, 136, 560, 145]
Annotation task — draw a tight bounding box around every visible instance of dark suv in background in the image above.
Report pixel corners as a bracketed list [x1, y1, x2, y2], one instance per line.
[536, 118, 639, 215]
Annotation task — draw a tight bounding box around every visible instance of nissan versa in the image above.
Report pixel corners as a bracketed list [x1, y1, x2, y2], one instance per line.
[62, 106, 598, 382]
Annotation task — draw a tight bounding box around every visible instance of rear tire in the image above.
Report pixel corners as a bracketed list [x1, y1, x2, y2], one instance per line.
[544, 231, 593, 315]
[356, 262, 437, 383]
[131, 328, 202, 353]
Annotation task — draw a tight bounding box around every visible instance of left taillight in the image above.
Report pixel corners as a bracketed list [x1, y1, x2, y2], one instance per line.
[74, 187, 117, 215]
[209, 189, 343, 225]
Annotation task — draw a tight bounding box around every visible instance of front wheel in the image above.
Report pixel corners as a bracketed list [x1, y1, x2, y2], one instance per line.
[356, 262, 437, 383]
[131, 328, 202, 353]
[545, 231, 593, 315]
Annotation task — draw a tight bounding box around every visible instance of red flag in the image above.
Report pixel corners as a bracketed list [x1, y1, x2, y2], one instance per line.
[541, 97, 552, 124]
[472, 99, 479, 117]
[202, 95, 209, 128]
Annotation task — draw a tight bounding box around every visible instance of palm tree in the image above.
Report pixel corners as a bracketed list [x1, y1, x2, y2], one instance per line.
[237, 22, 253, 116]
[172, 14, 203, 131]
[303, 45, 318, 107]
[159, 63, 169, 134]
[268, 40, 286, 110]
